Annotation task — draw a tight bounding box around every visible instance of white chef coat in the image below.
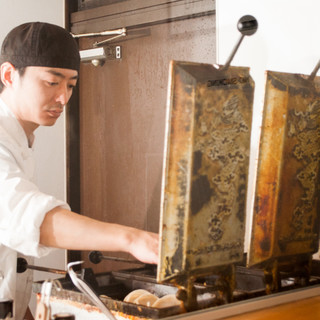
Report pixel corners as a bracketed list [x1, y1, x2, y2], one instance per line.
[0, 98, 70, 319]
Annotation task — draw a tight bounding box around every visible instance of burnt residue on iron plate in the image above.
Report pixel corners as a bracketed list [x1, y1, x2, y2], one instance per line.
[249, 71, 320, 267]
[158, 61, 254, 283]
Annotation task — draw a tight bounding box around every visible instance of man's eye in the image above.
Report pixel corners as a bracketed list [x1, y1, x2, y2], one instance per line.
[47, 81, 58, 86]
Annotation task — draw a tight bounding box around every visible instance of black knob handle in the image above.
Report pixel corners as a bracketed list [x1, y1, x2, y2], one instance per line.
[16, 257, 28, 273]
[88, 250, 145, 265]
[16, 257, 67, 275]
[237, 15, 258, 36]
[88, 251, 103, 264]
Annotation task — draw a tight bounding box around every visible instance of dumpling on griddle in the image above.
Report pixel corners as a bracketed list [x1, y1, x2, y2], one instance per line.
[152, 294, 182, 309]
[123, 289, 150, 303]
[134, 292, 158, 307]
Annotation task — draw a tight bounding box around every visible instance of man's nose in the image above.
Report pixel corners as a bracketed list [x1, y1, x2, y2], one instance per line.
[56, 85, 70, 105]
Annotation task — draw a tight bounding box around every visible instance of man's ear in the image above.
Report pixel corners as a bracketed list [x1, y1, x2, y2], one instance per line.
[0, 62, 16, 89]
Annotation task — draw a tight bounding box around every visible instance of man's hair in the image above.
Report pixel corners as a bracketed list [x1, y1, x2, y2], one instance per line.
[0, 67, 26, 93]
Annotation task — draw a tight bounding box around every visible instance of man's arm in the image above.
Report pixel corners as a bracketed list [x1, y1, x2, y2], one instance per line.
[40, 206, 159, 264]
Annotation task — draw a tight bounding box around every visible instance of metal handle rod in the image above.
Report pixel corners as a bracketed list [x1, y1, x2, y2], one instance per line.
[222, 34, 245, 71]
[24, 265, 67, 275]
[93, 34, 126, 47]
[72, 28, 126, 39]
[221, 15, 258, 71]
[68, 261, 117, 320]
[17, 257, 67, 275]
[89, 251, 145, 265]
[308, 59, 320, 81]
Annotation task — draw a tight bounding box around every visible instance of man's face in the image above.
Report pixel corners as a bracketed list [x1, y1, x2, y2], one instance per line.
[12, 66, 78, 128]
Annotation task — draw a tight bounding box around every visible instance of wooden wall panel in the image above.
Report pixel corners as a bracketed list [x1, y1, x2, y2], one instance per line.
[70, 0, 215, 33]
[70, 13, 216, 272]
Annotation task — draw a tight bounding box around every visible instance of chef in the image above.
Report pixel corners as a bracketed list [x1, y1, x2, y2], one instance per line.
[0, 22, 159, 319]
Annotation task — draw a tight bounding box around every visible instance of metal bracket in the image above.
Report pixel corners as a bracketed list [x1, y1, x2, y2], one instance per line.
[104, 45, 122, 60]
[79, 45, 122, 66]
[73, 28, 125, 66]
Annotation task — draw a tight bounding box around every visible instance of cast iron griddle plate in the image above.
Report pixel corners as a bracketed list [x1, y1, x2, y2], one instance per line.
[249, 71, 320, 266]
[158, 61, 254, 283]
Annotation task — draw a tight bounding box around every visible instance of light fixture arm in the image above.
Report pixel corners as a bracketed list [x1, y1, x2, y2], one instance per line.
[72, 27, 127, 46]
[73, 28, 126, 66]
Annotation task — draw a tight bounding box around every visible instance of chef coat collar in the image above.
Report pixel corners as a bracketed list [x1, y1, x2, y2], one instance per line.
[0, 97, 35, 148]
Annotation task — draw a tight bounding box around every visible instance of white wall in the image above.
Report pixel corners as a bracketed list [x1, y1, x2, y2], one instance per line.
[0, 0, 66, 313]
[216, 0, 320, 251]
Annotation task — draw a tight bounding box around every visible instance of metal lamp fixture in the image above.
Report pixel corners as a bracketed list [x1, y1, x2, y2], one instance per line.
[72, 28, 126, 66]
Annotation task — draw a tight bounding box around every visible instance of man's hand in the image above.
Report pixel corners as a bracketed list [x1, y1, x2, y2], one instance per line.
[127, 229, 159, 264]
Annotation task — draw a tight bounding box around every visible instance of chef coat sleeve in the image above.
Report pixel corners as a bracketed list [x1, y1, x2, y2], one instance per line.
[0, 143, 70, 258]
